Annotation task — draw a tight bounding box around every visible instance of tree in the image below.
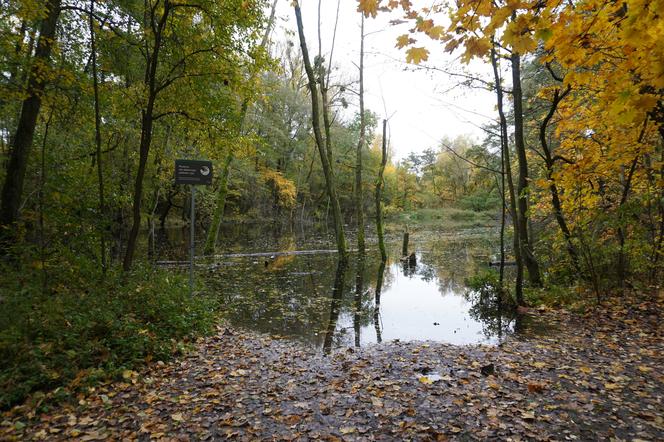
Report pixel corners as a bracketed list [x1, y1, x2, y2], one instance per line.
[0, 0, 62, 251]
[122, 0, 265, 270]
[293, 1, 348, 262]
[355, 15, 366, 255]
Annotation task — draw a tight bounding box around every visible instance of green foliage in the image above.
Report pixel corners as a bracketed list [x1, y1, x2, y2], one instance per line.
[0, 263, 216, 409]
[459, 192, 501, 212]
[523, 284, 580, 309]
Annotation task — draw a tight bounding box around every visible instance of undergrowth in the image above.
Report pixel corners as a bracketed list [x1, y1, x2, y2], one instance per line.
[0, 261, 217, 410]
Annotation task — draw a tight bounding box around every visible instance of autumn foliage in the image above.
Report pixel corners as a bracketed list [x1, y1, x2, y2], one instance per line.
[359, 0, 663, 290]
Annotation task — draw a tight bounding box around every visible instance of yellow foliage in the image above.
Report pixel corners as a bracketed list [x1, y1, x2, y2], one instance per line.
[405, 47, 429, 64]
[260, 168, 297, 209]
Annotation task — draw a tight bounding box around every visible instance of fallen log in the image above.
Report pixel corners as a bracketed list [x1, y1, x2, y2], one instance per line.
[488, 261, 517, 267]
[156, 248, 356, 266]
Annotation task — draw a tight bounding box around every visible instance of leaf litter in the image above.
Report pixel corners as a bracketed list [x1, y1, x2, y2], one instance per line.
[1, 295, 662, 441]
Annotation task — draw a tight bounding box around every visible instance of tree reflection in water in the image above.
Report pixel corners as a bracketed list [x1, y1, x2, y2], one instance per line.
[464, 274, 517, 341]
[373, 261, 386, 344]
[323, 259, 348, 354]
[353, 254, 365, 348]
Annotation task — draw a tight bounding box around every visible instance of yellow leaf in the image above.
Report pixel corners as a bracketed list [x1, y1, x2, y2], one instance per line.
[405, 47, 429, 64]
[357, 0, 379, 18]
[426, 25, 445, 40]
[396, 34, 413, 49]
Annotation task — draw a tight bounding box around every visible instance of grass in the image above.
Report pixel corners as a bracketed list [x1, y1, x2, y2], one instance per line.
[387, 207, 497, 229]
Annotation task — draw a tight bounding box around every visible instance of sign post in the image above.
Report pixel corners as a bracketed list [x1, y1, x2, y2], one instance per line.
[175, 159, 213, 296]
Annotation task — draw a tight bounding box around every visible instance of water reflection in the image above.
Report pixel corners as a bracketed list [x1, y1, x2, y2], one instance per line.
[353, 255, 365, 348]
[463, 280, 516, 341]
[323, 260, 347, 354]
[196, 225, 545, 350]
[373, 261, 386, 344]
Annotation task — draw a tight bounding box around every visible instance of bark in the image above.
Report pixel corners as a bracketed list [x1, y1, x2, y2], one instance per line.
[499, 119, 506, 287]
[90, 0, 107, 272]
[293, 4, 347, 262]
[491, 45, 524, 305]
[354, 16, 366, 255]
[616, 157, 638, 287]
[0, 0, 61, 248]
[204, 151, 233, 255]
[511, 51, 542, 287]
[375, 119, 388, 262]
[538, 86, 581, 275]
[123, 0, 172, 271]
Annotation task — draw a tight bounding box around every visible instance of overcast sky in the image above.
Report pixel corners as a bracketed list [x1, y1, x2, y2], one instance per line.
[272, 1, 497, 161]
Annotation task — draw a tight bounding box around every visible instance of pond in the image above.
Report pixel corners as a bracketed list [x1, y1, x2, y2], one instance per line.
[154, 224, 541, 351]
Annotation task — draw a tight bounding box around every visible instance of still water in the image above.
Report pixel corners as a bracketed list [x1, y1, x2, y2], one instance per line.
[155, 224, 532, 351]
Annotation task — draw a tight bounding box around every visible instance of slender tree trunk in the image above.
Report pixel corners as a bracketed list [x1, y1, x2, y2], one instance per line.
[0, 0, 61, 249]
[616, 157, 638, 288]
[39, 111, 53, 294]
[353, 254, 365, 347]
[354, 16, 366, 255]
[511, 51, 542, 287]
[491, 45, 524, 305]
[375, 120, 388, 262]
[539, 86, 581, 275]
[323, 259, 348, 353]
[123, 1, 171, 271]
[204, 151, 233, 255]
[499, 120, 506, 287]
[203, 0, 279, 254]
[90, 0, 106, 272]
[294, 3, 347, 262]
[373, 260, 385, 343]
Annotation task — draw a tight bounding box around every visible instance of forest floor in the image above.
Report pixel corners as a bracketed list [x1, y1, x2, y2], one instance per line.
[2, 293, 662, 441]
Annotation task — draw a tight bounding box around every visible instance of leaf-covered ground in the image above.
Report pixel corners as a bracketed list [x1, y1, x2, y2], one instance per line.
[2, 295, 662, 441]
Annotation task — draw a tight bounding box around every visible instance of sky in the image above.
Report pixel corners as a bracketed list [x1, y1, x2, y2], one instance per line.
[272, 1, 497, 161]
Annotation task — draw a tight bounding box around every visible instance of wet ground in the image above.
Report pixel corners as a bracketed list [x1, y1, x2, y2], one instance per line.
[4, 296, 662, 441]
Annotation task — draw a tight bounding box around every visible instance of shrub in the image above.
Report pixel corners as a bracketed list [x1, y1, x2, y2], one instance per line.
[0, 262, 217, 409]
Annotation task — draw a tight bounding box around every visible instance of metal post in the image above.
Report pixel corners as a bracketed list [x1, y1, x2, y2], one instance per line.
[190, 185, 195, 296]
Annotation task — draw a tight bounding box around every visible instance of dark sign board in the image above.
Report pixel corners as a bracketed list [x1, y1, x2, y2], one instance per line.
[175, 159, 213, 185]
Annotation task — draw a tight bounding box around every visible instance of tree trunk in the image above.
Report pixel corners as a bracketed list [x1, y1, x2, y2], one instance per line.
[354, 16, 366, 255]
[123, 1, 171, 271]
[491, 45, 524, 305]
[511, 51, 542, 287]
[293, 4, 347, 262]
[0, 0, 61, 248]
[538, 86, 581, 274]
[203, 0, 279, 255]
[204, 151, 233, 255]
[375, 119, 388, 262]
[90, 0, 107, 272]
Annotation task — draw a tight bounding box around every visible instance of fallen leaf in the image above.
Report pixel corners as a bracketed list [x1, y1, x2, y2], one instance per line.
[171, 413, 184, 422]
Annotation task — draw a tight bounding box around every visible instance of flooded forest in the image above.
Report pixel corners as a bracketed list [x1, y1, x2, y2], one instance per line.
[1, 0, 662, 440]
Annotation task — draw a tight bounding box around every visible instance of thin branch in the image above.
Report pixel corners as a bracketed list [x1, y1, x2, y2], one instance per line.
[439, 141, 502, 174]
